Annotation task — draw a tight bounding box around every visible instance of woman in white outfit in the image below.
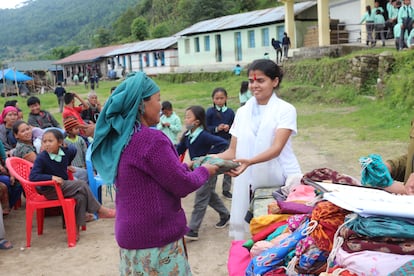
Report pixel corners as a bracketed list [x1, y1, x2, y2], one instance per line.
[216, 59, 301, 240]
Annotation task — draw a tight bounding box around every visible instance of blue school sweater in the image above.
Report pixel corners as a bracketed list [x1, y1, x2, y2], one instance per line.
[206, 107, 235, 141]
[29, 145, 77, 182]
[176, 130, 228, 160]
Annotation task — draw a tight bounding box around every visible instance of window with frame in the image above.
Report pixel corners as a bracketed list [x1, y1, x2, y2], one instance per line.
[195, 37, 200, 52]
[204, 36, 210, 51]
[248, 30, 255, 48]
[185, 39, 190, 54]
[261, 28, 269, 46]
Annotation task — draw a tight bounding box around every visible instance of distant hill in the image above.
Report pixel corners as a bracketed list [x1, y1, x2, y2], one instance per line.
[0, 0, 277, 62]
[0, 0, 137, 61]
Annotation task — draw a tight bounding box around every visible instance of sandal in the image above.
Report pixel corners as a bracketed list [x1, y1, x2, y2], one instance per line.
[0, 239, 13, 250]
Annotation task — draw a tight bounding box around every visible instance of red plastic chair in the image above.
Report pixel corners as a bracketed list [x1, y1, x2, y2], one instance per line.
[6, 157, 79, 248]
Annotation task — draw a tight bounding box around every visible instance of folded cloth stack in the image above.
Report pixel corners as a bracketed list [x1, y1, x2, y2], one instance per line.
[192, 156, 240, 174]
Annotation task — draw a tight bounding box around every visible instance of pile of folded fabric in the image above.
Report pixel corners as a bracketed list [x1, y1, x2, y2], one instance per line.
[228, 167, 414, 275]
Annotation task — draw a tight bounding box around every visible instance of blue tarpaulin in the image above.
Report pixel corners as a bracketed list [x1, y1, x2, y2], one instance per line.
[0, 69, 33, 82]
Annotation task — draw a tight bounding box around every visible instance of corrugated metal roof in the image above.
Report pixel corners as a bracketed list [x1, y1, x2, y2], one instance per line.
[104, 36, 178, 57]
[6, 60, 62, 71]
[174, 1, 316, 36]
[54, 45, 123, 65]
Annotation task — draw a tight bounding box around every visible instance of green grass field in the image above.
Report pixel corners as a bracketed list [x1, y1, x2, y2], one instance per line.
[0, 73, 410, 145]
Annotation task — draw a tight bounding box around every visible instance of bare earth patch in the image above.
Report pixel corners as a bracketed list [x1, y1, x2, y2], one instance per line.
[0, 122, 408, 276]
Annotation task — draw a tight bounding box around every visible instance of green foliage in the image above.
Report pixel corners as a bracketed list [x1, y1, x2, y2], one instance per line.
[0, 0, 136, 60]
[151, 23, 170, 38]
[92, 28, 114, 48]
[131, 17, 149, 41]
[112, 7, 137, 41]
[47, 46, 80, 60]
[384, 50, 414, 110]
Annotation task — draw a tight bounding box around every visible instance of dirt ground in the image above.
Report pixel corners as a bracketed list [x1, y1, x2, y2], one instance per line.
[0, 122, 407, 276]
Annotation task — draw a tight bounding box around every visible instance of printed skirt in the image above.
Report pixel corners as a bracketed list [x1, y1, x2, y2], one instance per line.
[119, 238, 192, 276]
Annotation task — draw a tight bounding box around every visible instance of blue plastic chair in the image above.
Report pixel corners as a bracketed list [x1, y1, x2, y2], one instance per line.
[85, 144, 112, 203]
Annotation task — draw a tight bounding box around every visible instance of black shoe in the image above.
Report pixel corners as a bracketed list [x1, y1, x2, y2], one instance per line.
[215, 214, 230, 229]
[222, 191, 232, 200]
[184, 229, 199, 241]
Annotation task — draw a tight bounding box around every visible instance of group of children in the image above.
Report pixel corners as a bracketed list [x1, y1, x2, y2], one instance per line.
[0, 90, 116, 249]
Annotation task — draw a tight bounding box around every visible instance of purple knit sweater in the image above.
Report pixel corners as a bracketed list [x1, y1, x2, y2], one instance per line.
[115, 126, 209, 249]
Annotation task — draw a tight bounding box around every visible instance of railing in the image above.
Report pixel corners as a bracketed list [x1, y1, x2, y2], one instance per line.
[334, 23, 362, 45]
[334, 22, 392, 45]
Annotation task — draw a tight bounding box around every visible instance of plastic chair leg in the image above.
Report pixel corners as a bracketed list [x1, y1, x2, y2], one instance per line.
[26, 208, 34, 248]
[61, 204, 77, 247]
[36, 208, 45, 235]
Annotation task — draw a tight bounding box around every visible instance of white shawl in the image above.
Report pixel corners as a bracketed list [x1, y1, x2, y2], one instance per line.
[228, 93, 301, 240]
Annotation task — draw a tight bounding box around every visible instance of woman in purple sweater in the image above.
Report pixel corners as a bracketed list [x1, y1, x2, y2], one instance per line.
[91, 72, 219, 275]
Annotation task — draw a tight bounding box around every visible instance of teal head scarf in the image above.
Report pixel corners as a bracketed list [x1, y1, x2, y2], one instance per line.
[91, 72, 160, 184]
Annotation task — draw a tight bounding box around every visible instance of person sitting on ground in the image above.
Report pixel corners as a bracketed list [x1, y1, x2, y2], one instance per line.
[4, 100, 23, 120]
[63, 117, 88, 183]
[12, 120, 38, 163]
[233, 64, 242, 76]
[29, 128, 115, 240]
[0, 106, 19, 155]
[156, 101, 182, 145]
[81, 91, 102, 124]
[27, 96, 61, 129]
[0, 205, 12, 249]
[62, 92, 95, 138]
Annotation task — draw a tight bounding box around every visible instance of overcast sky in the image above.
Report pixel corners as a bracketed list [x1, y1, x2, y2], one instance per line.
[0, 0, 27, 9]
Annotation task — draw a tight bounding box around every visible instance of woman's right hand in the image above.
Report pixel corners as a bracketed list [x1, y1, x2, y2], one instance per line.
[202, 163, 219, 176]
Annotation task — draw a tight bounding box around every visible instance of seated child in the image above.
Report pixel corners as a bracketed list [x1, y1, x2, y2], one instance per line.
[29, 128, 115, 239]
[63, 117, 88, 183]
[27, 96, 61, 129]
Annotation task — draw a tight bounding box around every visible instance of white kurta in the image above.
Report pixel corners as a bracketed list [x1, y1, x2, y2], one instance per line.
[228, 93, 301, 240]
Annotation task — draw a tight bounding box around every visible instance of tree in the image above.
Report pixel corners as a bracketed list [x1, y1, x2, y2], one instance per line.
[112, 7, 137, 40]
[49, 46, 80, 59]
[131, 17, 149, 41]
[92, 28, 113, 47]
[151, 23, 170, 38]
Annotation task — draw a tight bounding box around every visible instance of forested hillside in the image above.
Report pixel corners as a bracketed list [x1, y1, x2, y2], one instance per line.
[0, 0, 277, 62]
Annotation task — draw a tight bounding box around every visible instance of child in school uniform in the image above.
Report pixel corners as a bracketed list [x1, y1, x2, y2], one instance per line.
[206, 87, 235, 199]
[176, 105, 230, 241]
[156, 101, 182, 145]
[29, 128, 115, 240]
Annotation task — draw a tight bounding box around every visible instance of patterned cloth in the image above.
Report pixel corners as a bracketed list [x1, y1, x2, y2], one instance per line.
[339, 226, 414, 255]
[310, 201, 349, 252]
[119, 239, 191, 276]
[301, 167, 360, 185]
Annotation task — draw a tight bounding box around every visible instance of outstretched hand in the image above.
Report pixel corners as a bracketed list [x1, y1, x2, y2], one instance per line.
[226, 158, 250, 177]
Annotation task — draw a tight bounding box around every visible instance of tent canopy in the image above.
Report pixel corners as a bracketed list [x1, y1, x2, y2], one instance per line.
[0, 69, 33, 82]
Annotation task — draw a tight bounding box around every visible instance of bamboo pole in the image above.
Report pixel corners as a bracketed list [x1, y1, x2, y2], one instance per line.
[14, 67, 19, 96]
